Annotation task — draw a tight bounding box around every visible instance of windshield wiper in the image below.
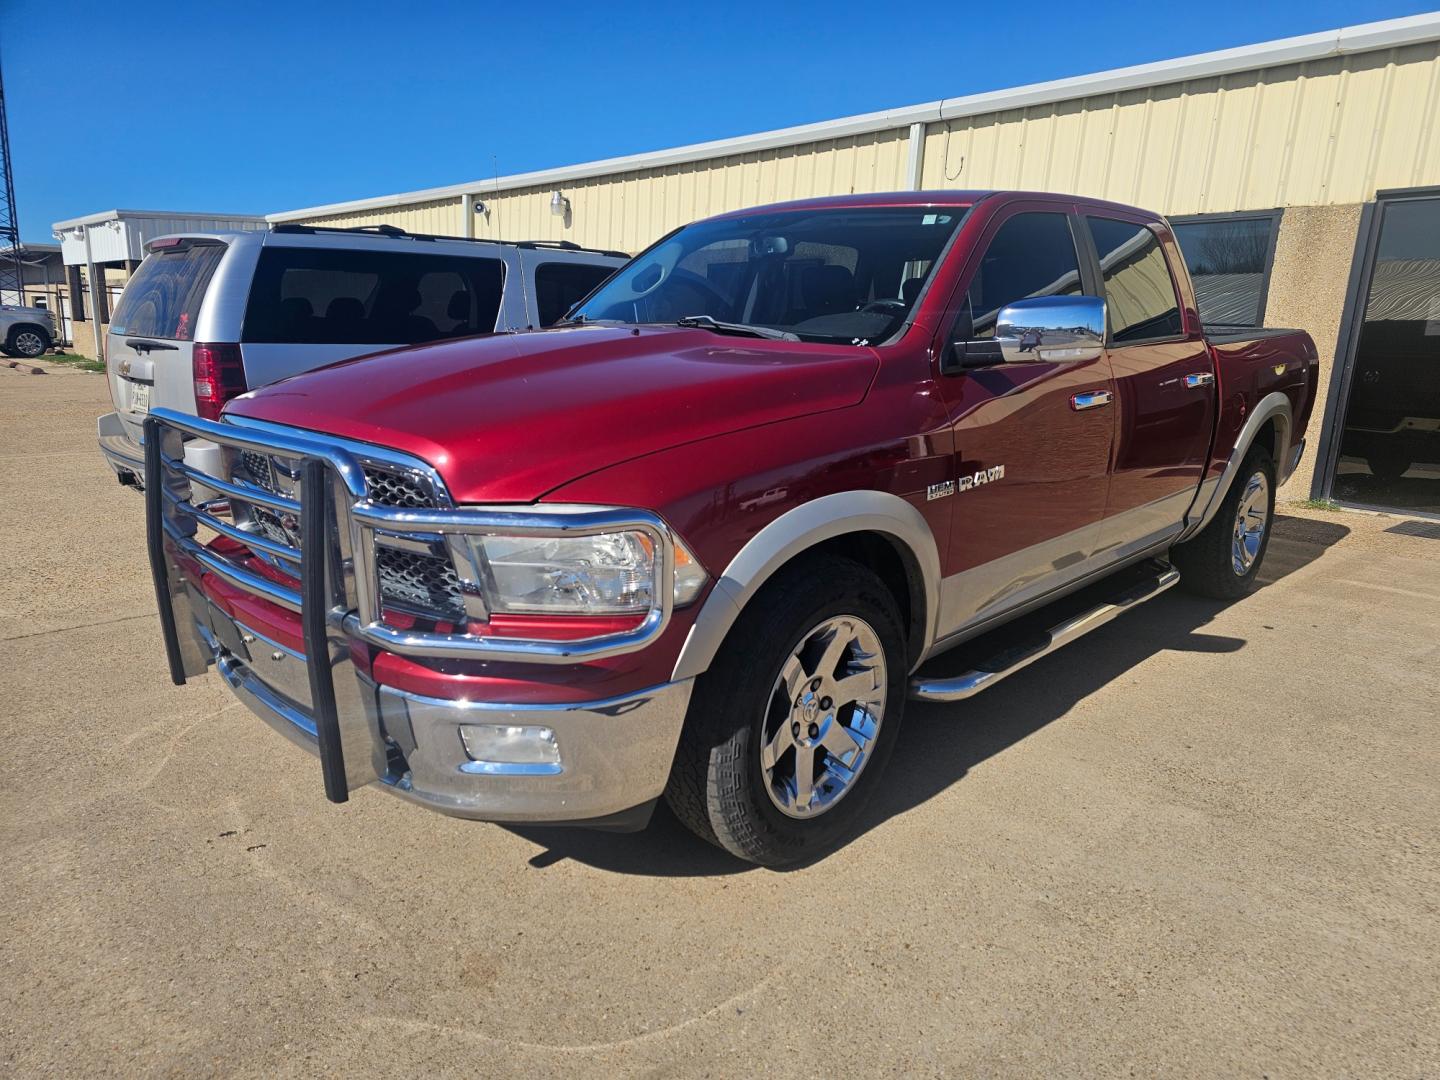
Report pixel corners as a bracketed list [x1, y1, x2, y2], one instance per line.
[676, 315, 799, 342]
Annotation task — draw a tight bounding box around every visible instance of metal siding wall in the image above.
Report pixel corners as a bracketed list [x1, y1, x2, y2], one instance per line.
[302, 197, 465, 236]
[295, 132, 909, 252]
[285, 42, 1439, 241]
[466, 129, 909, 252]
[920, 41, 1440, 214]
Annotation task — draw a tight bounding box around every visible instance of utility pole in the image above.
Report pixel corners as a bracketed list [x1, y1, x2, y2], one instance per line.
[0, 53, 25, 306]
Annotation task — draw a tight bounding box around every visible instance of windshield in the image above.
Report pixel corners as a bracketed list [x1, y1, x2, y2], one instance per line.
[572, 206, 968, 345]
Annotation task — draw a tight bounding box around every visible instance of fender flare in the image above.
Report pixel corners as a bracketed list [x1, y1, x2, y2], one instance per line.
[671, 490, 942, 682]
[1179, 391, 1292, 542]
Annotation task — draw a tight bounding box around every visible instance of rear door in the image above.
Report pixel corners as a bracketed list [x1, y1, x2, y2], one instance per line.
[237, 240, 510, 387]
[1081, 215, 1216, 558]
[106, 238, 228, 444]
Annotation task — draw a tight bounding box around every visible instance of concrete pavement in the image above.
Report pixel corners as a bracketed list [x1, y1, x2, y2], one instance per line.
[2, 363, 1436, 1077]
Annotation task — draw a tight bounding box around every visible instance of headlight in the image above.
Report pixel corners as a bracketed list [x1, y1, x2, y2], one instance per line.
[460, 529, 707, 615]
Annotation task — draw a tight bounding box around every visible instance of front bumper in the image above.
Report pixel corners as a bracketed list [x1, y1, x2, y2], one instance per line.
[143, 408, 693, 827]
[193, 592, 692, 823]
[99, 411, 224, 493]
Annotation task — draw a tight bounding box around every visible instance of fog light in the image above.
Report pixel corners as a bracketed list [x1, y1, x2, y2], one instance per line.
[459, 724, 562, 775]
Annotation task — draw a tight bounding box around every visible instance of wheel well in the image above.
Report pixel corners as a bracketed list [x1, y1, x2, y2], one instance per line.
[7, 323, 50, 342]
[1253, 416, 1282, 465]
[801, 531, 927, 668]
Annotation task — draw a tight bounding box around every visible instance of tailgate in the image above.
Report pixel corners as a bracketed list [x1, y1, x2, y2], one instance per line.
[108, 335, 195, 444]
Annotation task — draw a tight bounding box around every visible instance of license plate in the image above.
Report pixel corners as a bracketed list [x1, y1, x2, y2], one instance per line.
[129, 381, 152, 414]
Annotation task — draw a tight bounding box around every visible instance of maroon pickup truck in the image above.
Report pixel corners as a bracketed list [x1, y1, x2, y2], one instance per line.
[143, 191, 1317, 865]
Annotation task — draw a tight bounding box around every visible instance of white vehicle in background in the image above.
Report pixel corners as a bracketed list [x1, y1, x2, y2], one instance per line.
[97, 224, 627, 488]
[0, 303, 57, 358]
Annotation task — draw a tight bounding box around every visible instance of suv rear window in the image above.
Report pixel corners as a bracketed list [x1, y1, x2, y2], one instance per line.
[110, 241, 227, 340]
[241, 247, 506, 345]
[534, 262, 615, 326]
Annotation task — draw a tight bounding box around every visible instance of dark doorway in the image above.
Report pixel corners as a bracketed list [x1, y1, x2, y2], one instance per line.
[1328, 192, 1440, 517]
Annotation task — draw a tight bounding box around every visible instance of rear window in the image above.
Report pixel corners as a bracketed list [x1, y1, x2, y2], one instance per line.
[241, 247, 506, 345]
[110, 241, 227, 340]
[1086, 217, 1184, 343]
[534, 262, 615, 326]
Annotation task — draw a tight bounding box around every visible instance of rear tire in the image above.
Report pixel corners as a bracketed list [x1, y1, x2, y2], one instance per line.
[1172, 446, 1276, 600]
[665, 555, 907, 866]
[6, 326, 50, 359]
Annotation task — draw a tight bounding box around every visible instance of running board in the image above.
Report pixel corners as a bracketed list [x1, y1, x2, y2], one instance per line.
[908, 562, 1181, 704]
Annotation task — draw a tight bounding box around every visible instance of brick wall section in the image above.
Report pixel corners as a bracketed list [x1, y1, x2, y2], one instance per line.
[1262, 203, 1364, 498]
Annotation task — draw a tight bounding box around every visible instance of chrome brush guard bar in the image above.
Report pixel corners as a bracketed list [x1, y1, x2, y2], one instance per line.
[143, 407, 676, 803]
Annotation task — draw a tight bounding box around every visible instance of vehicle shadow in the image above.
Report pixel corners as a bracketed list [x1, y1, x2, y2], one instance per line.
[506, 514, 1349, 877]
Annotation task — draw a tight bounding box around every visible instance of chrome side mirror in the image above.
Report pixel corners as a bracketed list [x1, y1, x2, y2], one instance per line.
[994, 295, 1106, 364]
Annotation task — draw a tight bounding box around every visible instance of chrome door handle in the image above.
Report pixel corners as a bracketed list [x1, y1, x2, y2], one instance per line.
[1070, 390, 1113, 411]
[1184, 372, 1215, 388]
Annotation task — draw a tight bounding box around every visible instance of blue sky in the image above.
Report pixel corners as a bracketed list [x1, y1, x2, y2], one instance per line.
[5, 0, 1434, 242]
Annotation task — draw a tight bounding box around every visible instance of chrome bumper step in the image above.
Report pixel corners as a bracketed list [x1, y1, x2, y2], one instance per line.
[909, 560, 1181, 704]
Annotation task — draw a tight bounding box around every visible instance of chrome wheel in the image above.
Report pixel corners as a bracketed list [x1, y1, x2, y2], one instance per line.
[12, 330, 45, 358]
[1231, 470, 1270, 575]
[760, 615, 887, 819]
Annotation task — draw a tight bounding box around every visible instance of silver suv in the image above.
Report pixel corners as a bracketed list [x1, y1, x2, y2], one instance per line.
[97, 224, 626, 488]
[0, 303, 57, 358]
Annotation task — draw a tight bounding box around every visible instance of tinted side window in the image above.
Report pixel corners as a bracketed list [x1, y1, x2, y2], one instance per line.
[959, 212, 1082, 338]
[1171, 215, 1276, 326]
[534, 262, 615, 326]
[242, 248, 505, 345]
[110, 242, 226, 340]
[1086, 218, 1184, 343]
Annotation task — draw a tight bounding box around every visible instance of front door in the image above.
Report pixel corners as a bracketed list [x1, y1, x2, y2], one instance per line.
[931, 206, 1117, 640]
[1082, 215, 1217, 557]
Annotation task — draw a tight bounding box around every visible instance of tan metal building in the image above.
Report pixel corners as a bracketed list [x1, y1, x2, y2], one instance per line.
[271, 12, 1440, 517]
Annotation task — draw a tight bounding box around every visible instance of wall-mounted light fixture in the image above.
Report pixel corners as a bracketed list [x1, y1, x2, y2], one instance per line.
[473, 200, 488, 216]
[549, 191, 571, 217]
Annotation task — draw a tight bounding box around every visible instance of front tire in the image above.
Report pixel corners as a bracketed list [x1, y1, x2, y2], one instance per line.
[665, 555, 907, 866]
[1172, 446, 1276, 600]
[6, 326, 50, 359]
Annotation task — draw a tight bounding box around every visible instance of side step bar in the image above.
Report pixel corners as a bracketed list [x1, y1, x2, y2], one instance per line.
[909, 562, 1181, 704]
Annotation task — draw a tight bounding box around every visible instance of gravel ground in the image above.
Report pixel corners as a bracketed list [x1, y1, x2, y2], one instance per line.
[3, 362, 1437, 1078]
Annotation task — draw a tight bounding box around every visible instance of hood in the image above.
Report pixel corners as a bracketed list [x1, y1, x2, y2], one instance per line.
[225, 325, 879, 502]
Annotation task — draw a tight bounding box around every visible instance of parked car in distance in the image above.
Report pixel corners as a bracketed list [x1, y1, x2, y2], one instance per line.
[142, 191, 1318, 866]
[0, 303, 57, 358]
[98, 224, 626, 488]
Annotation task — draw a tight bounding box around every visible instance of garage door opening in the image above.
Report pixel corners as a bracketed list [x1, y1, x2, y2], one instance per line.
[1327, 190, 1440, 518]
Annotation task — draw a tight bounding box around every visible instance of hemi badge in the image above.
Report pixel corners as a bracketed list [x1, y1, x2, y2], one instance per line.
[927, 480, 955, 501]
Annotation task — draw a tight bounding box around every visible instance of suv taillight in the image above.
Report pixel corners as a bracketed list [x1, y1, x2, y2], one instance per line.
[193, 343, 247, 420]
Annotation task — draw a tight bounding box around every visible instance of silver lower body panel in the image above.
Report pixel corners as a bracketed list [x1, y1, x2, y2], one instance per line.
[185, 588, 693, 824]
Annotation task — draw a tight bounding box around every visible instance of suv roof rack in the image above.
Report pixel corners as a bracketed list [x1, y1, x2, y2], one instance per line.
[514, 239, 631, 259]
[269, 223, 628, 258]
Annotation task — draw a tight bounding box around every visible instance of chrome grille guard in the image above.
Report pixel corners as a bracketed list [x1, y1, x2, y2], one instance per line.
[143, 408, 677, 802]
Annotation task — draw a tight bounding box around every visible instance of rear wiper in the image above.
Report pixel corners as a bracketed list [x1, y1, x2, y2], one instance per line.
[676, 315, 799, 342]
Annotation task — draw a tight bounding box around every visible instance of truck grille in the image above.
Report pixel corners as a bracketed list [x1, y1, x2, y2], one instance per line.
[375, 547, 465, 621]
[241, 449, 437, 509]
[236, 448, 458, 617]
[362, 467, 437, 508]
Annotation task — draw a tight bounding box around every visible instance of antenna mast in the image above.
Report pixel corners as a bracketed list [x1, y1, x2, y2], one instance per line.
[0, 53, 24, 304]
